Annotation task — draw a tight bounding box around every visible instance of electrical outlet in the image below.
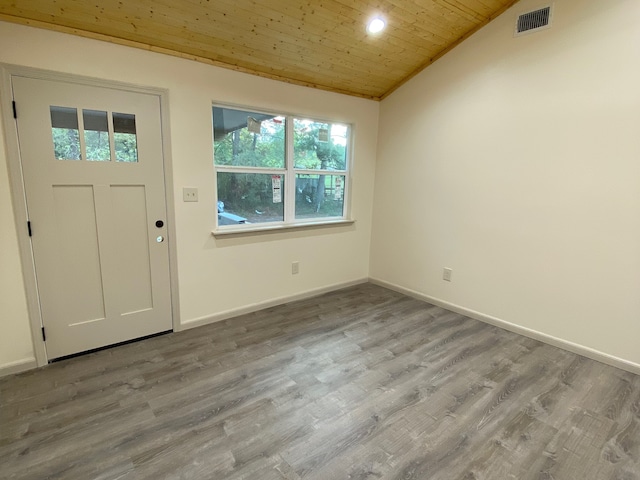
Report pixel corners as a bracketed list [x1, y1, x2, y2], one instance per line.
[443, 267, 452, 282]
[292, 261, 299, 275]
[183, 187, 198, 202]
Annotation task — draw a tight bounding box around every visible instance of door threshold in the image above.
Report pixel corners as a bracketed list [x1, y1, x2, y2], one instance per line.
[49, 330, 173, 363]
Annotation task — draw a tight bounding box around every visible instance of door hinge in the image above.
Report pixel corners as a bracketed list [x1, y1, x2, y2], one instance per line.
[12, 100, 17, 119]
[41, 327, 46, 342]
[27, 220, 32, 237]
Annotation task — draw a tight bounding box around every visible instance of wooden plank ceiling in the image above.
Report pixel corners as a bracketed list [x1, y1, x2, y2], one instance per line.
[0, 0, 519, 100]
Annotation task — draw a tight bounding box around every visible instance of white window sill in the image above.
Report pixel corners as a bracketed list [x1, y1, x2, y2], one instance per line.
[212, 219, 355, 237]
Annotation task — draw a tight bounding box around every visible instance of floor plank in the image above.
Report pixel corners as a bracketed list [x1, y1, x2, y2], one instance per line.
[1, 283, 639, 479]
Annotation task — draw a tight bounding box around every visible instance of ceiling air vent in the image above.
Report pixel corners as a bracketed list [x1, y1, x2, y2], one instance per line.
[515, 5, 552, 36]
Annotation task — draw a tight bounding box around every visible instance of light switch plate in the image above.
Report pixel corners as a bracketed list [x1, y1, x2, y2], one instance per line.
[183, 187, 198, 202]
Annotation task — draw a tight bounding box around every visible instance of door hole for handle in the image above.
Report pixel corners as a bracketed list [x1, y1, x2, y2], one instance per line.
[155, 220, 164, 228]
[156, 236, 164, 243]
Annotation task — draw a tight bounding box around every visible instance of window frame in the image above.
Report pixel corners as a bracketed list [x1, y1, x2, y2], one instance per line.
[212, 103, 353, 235]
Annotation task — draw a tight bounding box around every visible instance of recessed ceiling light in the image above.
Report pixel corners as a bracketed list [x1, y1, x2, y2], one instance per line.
[367, 17, 386, 34]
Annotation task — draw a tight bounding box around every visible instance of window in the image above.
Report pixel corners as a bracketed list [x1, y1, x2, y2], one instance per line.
[213, 105, 350, 231]
[83, 109, 111, 161]
[50, 106, 138, 163]
[50, 106, 81, 160]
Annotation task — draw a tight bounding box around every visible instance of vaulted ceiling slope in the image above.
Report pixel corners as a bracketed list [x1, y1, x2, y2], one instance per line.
[0, 0, 519, 100]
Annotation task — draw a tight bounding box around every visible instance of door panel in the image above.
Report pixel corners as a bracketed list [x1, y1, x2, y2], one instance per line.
[111, 185, 154, 314]
[12, 76, 172, 359]
[50, 184, 106, 326]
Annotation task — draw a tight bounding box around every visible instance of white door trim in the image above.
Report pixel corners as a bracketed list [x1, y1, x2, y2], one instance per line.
[0, 64, 181, 366]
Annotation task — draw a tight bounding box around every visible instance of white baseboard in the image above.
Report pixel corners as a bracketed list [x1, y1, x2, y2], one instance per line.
[180, 278, 370, 331]
[369, 277, 640, 376]
[0, 357, 38, 378]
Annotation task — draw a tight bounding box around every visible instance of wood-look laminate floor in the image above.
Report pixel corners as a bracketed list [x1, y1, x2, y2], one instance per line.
[1, 283, 639, 480]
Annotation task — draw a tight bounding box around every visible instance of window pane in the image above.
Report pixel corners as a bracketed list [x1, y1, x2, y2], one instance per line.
[295, 174, 345, 219]
[113, 112, 138, 163]
[83, 109, 111, 162]
[217, 173, 284, 224]
[50, 106, 81, 160]
[294, 119, 348, 170]
[213, 107, 285, 168]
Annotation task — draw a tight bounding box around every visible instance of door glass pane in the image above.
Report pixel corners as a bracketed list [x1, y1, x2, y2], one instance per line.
[212, 106, 285, 168]
[217, 173, 284, 224]
[295, 174, 345, 219]
[50, 106, 81, 160]
[113, 112, 138, 163]
[293, 119, 348, 170]
[83, 109, 111, 162]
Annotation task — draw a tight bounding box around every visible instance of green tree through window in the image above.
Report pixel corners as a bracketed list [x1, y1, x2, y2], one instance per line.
[213, 105, 350, 228]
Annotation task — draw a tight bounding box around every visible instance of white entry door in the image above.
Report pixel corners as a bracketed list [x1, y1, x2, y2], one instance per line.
[12, 76, 172, 359]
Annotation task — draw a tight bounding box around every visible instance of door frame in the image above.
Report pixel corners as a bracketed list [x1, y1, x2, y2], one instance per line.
[0, 64, 181, 366]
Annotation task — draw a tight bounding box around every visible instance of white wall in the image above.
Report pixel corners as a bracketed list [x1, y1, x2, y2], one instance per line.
[0, 21, 379, 370]
[371, 0, 640, 368]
